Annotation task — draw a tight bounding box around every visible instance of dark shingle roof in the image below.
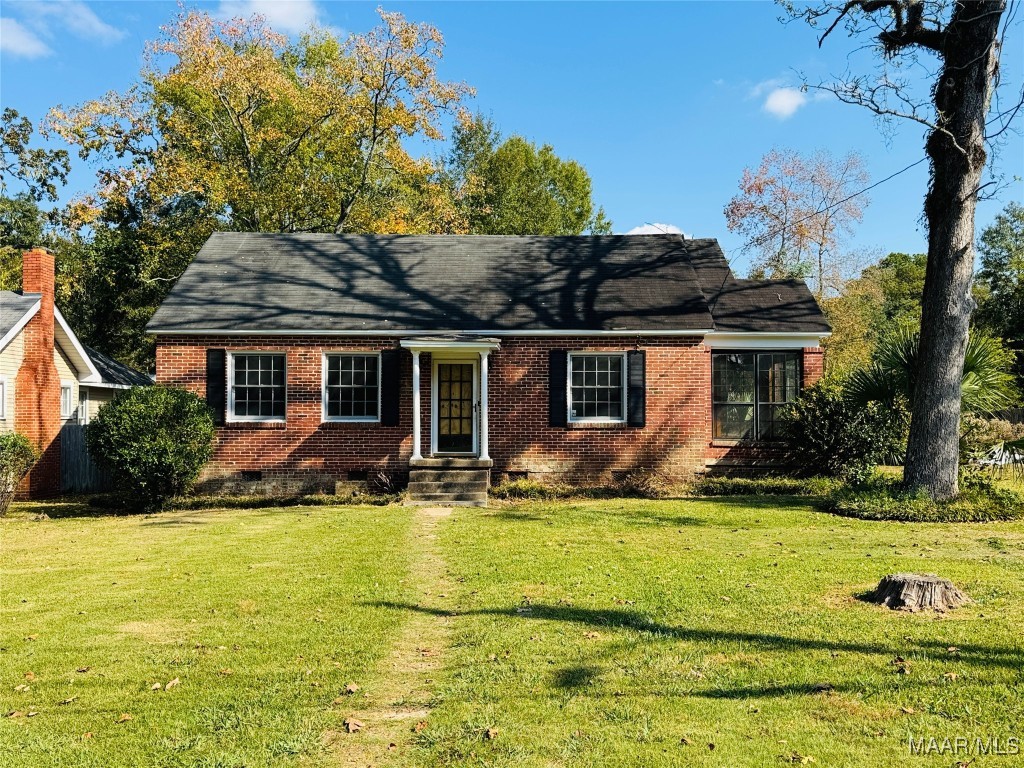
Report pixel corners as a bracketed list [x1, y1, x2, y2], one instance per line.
[147, 233, 829, 335]
[84, 345, 152, 387]
[1, 290, 39, 342]
[684, 246, 832, 334]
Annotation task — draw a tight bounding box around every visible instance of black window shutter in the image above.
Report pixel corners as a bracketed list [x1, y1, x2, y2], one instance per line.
[627, 350, 646, 428]
[549, 349, 568, 427]
[380, 349, 401, 426]
[206, 348, 226, 426]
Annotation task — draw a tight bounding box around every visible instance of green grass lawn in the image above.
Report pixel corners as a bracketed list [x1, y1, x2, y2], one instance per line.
[2, 496, 1023, 767]
[0, 501, 413, 767]
[419, 497, 1024, 767]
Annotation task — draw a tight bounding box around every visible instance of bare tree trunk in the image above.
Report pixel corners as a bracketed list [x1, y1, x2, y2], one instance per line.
[903, 1, 1004, 499]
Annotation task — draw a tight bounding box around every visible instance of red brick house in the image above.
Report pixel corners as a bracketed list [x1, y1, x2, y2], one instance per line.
[148, 233, 829, 503]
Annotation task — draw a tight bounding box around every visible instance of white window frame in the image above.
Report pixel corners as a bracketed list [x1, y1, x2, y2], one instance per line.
[566, 352, 628, 424]
[0, 375, 6, 419]
[78, 388, 90, 425]
[321, 351, 382, 423]
[227, 351, 288, 423]
[60, 381, 74, 419]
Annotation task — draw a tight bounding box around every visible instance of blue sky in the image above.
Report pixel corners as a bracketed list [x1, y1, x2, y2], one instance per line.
[1, 0, 1022, 276]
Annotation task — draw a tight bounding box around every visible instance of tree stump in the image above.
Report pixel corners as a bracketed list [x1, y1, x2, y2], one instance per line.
[868, 573, 970, 612]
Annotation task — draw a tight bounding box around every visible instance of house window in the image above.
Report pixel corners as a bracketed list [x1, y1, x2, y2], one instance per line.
[60, 383, 74, 419]
[712, 352, 801, 441]
[0, 376, 6, 419]
[78, 389, 90, 425]
[229, 353, 286, 421]
[568, 353, 626, 422]
[323, 353, 380, 421]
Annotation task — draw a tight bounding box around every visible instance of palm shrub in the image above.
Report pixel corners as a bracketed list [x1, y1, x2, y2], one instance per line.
[846, 325, 1018, 416]
[86, 386, 215, 511]
[782, 379, 906, 484]
[0, 433, 39, 516]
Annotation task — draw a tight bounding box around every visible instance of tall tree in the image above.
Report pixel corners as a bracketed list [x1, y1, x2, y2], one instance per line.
[974, 202, 1024, 391]
[822, 251, 927, 373]
[0, 108, 69, 203]
[47, 8, 471, 235]
[788, 0, 1015, 499]
[447, 115, 612, 235]
[724, 147, 868, 297]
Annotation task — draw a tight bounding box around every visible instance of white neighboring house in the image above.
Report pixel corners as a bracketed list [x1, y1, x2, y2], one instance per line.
[1, 249, 151, 497]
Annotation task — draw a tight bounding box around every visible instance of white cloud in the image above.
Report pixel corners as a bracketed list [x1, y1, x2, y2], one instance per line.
[762, 87, 807, 119]
[13, 1, 124, 46]
[218, 0, 324, 35]
[748, 77, 786, 99]
[0, 17, 52, 58]
[625, 223, 688, 237]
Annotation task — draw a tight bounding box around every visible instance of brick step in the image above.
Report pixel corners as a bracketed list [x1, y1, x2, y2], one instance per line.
[408, 491, 488, 503]
[410, 457, 493, 469]
[408, 480, 488, 495]
[409, 469, 490, 484]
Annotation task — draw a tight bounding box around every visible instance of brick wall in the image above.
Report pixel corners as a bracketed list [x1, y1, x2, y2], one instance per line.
[156, 335, 823, 488]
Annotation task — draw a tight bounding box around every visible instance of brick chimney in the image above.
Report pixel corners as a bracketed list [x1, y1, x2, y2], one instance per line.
[15, 248, 62, 498]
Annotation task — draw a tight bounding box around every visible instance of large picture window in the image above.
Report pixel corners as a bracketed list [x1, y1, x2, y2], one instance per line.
[568, 353, 626, 422]
[230, 353, 286, 421]
[712, 352, 800, 441]
[323, 353, 380, 421]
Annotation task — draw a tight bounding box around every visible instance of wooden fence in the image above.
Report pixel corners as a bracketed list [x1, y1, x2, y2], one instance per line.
[60, 423, 111, 493]
[993, 408, 1024, 424]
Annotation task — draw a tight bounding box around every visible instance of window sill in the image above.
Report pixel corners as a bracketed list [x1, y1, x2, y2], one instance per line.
[568, 420, 628, 429]
[320, 419, 381, 426]
[224, 420, 288, 429]
[711, 439, 790, 448]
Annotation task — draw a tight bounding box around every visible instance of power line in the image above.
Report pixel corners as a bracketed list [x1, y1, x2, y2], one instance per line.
[709, 154, 930, 314]
[733, 155, 929, 258]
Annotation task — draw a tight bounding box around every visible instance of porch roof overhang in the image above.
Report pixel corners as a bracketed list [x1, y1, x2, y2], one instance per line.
[399, 335, 501, 354]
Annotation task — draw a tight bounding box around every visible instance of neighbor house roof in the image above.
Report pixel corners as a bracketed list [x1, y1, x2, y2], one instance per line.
[1, 290, 40, 350]
[2, 289, 150, 384]
[83, 345, 153, 387]
[147, 233, 830, 336]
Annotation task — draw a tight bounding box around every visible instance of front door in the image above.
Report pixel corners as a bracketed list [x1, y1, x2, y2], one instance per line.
[435, 362, 476, 454]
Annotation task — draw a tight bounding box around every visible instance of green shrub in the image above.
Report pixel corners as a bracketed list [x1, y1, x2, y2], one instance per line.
[0, 432, 39, 516]
[783, 379, 905, 484]
[86, 386, 215, 511]
[689, 475, 840, 497]
[826, 474, 1023, 522]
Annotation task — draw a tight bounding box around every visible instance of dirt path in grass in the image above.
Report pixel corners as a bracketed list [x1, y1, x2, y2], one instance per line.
[325, 506, 454, 767]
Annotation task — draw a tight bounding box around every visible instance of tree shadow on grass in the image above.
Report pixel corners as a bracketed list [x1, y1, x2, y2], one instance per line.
[5, 496, 142, 519]
[369, 601, 1023, 673]
[553, 665, 602, 688]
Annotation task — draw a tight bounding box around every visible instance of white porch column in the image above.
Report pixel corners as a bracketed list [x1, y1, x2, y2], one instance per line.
[411, 350, 422, 460]
[479, 350, 490, 461]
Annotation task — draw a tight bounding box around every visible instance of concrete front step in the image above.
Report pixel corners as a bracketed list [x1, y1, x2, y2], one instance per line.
[409, 457, 493, 469]
[407, 462, 491, 505]
[408, 480, 488, 494]
[409, 469, 489, 484]
[410, 491, 488, 503]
